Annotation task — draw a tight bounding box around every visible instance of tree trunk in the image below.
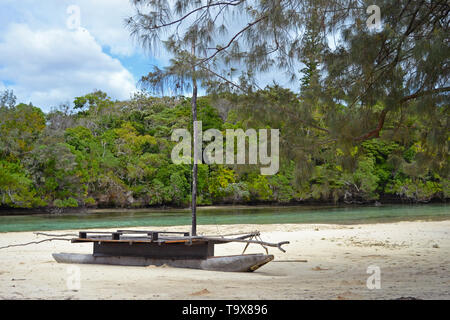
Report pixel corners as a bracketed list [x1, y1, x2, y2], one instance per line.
[191, 42, 198, 236]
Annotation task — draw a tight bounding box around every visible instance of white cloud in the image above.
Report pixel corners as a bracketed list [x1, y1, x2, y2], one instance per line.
[72, 0, 138, 56]
[0, 0, 139, 57]
[0, 24, 137, 111]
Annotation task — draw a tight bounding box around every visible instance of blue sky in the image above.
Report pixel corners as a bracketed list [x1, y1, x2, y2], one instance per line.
[0, 0, 168, 112]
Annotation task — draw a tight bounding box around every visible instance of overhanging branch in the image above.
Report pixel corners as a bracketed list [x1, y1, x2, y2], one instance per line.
[353, 86, 449, 143]
[140, 0, 245, 31]
[197, 14, 269, 67]
[400, 86, 450, 103]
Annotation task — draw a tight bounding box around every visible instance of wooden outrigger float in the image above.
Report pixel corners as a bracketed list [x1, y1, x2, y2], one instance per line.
[52, 230, 289, 272]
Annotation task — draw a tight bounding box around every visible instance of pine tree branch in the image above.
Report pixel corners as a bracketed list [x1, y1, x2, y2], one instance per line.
[197, 14, 269, 66]
[199, 65, 246, 91]
[140, 0, 245, 31]
[353, 86, 450, 142]
[283, 107, 330, 134]
[400, 86, 450, 103]
[353, 109, 388, 142]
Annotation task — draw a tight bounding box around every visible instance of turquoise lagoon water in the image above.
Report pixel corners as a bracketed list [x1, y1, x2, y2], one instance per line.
[0, 204, 448, 232]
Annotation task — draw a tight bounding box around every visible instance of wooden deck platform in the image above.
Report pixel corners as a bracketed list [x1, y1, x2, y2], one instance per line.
[72, 230, 217, 260]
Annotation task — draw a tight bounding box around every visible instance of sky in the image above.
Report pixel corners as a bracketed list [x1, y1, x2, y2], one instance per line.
[0, 0, 168, 112]
[0, 0, 300, 112]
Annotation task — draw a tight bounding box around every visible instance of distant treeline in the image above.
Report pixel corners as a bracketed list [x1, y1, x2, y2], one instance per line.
[0, 88, 448, 211]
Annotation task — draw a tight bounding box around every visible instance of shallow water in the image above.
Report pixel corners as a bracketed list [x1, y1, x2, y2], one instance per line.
[0, 204, 448, 232]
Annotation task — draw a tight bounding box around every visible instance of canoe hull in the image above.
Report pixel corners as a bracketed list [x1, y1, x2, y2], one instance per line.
[52, 253, 274, 272]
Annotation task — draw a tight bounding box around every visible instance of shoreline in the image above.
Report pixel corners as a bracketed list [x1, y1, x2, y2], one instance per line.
[0, 199, 447, 216]
[0, 220, 449, 300]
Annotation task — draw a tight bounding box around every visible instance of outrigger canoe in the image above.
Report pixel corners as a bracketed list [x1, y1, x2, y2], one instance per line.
[52, 230, 289, 272]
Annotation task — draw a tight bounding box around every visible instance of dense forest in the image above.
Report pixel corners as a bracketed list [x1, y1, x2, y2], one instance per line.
[0, 86, 447, 210]
[0, 1, 448, 210]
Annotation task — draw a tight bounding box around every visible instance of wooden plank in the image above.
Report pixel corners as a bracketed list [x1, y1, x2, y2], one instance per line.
[79, 231, 122, 234]
[93, 241, 214, 259]
[116, 230, 190, 236]
[70, 238, 209, 245]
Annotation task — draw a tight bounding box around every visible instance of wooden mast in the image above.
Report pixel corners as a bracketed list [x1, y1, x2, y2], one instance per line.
[191, 41, 198, 236]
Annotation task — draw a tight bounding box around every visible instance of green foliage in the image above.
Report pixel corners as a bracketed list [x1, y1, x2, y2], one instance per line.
[0, 87, 447, 210]
[53, 197, 79, 208]
[386, 178, 444, 203]
[248, 175, 273, 201]
[0, 89, 17, 109]
[268, 170, 295, 203]
[208, 166, 236, 201]
[0, 160, 44, 208]
[74, 90, 114, 112]
[352, 157, 380, 200]
[0, 103, 46, 160]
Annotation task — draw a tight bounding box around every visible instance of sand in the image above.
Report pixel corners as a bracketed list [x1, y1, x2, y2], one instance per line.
[0, 220, 449, 300]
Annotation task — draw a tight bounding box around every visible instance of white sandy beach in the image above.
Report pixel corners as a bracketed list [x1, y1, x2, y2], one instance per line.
[0, 220, 449, 300]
